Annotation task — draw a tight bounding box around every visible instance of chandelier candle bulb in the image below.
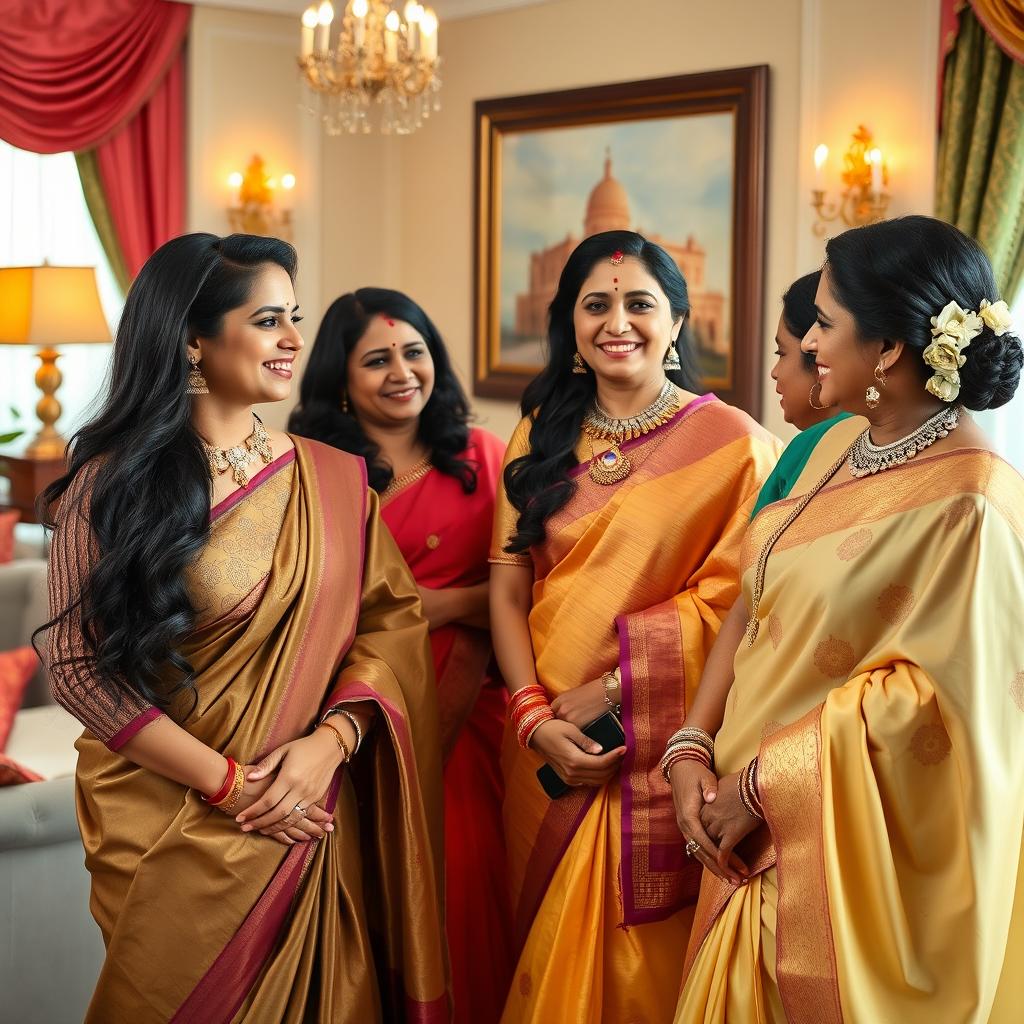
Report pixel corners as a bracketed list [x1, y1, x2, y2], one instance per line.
[420, 7, 437, 60]
[316, 0, 333, 52]
[301, 6, 318, 56]
[869, 148, 883, 196]
[351, 0, 368, 48]
[384, 10, 399, 63]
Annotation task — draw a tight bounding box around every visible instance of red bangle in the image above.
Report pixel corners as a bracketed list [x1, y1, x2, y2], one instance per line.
[203, 756, 237, 804]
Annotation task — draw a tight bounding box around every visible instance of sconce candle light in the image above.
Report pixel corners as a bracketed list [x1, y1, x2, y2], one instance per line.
[810, 125, 890, 237]
[227, 156, 295, 241]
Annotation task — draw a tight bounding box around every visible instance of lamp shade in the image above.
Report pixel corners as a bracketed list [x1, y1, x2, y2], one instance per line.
[0, 265, 112, 346]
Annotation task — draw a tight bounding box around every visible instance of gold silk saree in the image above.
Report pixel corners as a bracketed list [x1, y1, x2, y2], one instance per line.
[677, 418, 1024, 1023]
[50, 438, 449, 1023]
[492, 395, 780, 1023]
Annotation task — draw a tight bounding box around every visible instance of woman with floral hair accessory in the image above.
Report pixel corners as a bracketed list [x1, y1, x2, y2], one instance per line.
[673, 215, 1024, 1023]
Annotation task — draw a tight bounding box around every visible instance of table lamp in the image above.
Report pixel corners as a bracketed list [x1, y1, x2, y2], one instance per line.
[0, 265, 113, 459]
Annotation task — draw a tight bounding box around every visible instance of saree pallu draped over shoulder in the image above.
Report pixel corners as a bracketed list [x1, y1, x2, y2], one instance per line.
[677, 425, 1024, 1024]
[495, 396, 780, 1023]
[71, 437, 449, 1024]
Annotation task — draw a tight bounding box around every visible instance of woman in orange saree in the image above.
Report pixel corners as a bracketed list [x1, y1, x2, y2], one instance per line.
[490, 231, 779, 1023]
[289, 287, 514, 1024]
[43, 235, 448, 1023]
[673, 217, 1024, 1023]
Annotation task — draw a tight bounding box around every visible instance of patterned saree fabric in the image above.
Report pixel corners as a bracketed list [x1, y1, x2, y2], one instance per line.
[491, 395, 780, 1023]
[48, 438, 449, 1023]
[380, 427, 514, 1024]
[677, 418, 1024, 1023]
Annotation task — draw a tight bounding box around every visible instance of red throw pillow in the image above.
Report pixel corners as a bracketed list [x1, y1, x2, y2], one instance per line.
[0, 509, 19, 564]
[0, 645, 40, 750]
[0, 752, 43, 786]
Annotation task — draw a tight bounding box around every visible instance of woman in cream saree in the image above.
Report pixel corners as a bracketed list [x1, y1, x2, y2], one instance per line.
[44, 234, 448, 1023]
[674, 217, 1024, 1023]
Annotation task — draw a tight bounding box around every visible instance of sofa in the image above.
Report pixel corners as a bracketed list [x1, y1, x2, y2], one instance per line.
[0, 532, 105, 1024]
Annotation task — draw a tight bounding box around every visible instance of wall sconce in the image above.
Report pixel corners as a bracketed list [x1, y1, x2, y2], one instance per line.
[810, 125, 890, 237]
[226, 155, 295, 241]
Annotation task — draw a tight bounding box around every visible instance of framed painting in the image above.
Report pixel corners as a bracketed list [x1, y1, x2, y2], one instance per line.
[473, 65, 768, 417]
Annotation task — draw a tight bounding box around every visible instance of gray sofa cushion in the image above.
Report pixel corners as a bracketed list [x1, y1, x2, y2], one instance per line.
[0, 559, 50, 708]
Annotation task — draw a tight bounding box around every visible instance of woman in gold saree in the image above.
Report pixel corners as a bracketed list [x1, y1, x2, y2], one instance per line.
[43, 233, 448, 1022]
[490, 231, 780, 1023]
[671, 216, 1024, 1023]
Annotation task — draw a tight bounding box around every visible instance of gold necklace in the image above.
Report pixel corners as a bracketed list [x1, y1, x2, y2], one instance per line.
[201, 413, 273, 487]
[381, 455, 432, 501]
[582, 380, 682, 485]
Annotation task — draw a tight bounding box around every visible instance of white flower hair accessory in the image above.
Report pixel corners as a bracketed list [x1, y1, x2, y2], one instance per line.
[923, 299, 1010, 402]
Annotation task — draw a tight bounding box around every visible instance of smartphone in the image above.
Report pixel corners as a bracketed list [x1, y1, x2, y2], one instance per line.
[536, 710, 626, 800]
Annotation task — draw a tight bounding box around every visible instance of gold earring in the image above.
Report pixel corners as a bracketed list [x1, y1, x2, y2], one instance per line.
[865, 361, 887, 410]
[186, 355, 209, 396]
[662, 345, 682, 371]
[809, 381, 828, 410]
[341, 393, 349, 414]
[572, 351, 588, 375]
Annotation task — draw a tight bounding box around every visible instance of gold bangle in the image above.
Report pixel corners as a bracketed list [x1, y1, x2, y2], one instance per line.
[320, 720, 351, 763]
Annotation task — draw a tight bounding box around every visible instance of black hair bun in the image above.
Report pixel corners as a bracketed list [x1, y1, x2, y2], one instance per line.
[959, 327, 1023, 411]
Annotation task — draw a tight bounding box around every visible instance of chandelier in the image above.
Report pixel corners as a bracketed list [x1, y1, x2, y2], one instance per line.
[298, 1, 441, 136]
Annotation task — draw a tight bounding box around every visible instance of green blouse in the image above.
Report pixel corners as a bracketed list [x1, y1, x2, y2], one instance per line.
[751, 412, 853, 519]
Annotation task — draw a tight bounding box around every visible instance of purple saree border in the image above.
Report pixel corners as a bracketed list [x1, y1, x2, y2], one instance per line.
[566, 392, 717, 481]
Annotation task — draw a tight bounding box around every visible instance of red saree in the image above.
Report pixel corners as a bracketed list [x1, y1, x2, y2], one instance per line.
[380, 427, 514, 1024]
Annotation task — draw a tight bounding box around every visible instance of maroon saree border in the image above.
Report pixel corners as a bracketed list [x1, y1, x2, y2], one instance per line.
[210, 447, 296, 522]
[106, 706, 163, 751]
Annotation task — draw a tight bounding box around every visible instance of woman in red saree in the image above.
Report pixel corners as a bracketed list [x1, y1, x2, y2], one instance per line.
[289, 287, 514, 1024]
[43, 235, 448, 1022]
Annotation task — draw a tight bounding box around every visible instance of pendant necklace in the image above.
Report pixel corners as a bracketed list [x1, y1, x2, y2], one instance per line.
[202, 413, 274, 487]
[582, 379, 682, 485]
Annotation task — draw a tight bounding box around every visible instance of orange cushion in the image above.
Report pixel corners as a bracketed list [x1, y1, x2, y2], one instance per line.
[0, 645, 40, 750]
[0, 509, 18, 564]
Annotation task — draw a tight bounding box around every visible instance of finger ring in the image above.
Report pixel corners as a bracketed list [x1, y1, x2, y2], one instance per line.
[292, 803, 306, 817]
[685, 838, 700, 857]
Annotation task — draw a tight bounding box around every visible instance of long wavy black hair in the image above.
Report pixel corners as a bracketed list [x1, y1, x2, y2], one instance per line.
[288, 287, 477, 493]
[503, 230, 701, 554]
[38, 232, 298, 714]
[825, 216, 1022, 411]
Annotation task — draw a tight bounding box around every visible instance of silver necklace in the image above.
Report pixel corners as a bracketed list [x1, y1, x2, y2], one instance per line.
[847, 406, 960, 478]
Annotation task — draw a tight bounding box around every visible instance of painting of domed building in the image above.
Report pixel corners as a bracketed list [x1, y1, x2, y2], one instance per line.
[513, 153, 728, 382]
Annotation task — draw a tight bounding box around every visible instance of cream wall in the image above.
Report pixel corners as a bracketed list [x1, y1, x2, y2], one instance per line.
[189, 0, 941, 440]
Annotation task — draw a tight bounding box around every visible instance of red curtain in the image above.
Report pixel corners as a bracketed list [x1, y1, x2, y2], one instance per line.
[0, 0, 189, 280]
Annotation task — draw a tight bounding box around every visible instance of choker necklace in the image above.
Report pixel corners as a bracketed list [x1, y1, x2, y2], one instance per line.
[582, 380, 682, 485]
[847, 406, 960, 478]
[202, 413, 273, 487]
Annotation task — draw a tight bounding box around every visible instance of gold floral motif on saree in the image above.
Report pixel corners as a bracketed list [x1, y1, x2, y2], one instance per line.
[185, 462, 293, 621]
[1011, 671, 1024, 712]
[836, 528, 872, 561]
[812, 635, 857, 679]
[876, 584, 916, 627]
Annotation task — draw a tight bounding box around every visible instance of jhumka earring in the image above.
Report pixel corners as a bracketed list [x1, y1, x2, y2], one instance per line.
[572, 352, 589, 374]
[865, 361, 887, 410]
[809, 381, 828, 410]
[662, 345, 682, 371]
[341, 392, 350, 414]
[186, 355, 209, 396]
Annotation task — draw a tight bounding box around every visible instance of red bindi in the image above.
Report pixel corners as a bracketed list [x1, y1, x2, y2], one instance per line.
[613, 277, 618, 283]
[386, 319, 395, 326]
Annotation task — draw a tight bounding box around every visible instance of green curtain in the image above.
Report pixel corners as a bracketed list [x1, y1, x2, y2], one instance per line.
[74, 150, 131, 296]
[937, 7, 1024, 302]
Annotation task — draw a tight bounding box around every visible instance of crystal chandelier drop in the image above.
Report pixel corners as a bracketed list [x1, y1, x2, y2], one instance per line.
[298, 0, 441, 136]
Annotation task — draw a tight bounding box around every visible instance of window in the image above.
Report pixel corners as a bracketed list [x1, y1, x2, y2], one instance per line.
[0, 141, 121, 448]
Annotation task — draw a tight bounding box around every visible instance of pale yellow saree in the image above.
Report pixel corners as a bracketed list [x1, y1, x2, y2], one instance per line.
[677, 418, 1024, 1023]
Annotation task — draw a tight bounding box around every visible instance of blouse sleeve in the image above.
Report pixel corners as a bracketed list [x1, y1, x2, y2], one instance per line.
[488, 416, 534, 568]
[47, 465, 163, 749]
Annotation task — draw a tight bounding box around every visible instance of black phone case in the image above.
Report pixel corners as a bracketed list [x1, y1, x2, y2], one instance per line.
[536, 710, 626, 800]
